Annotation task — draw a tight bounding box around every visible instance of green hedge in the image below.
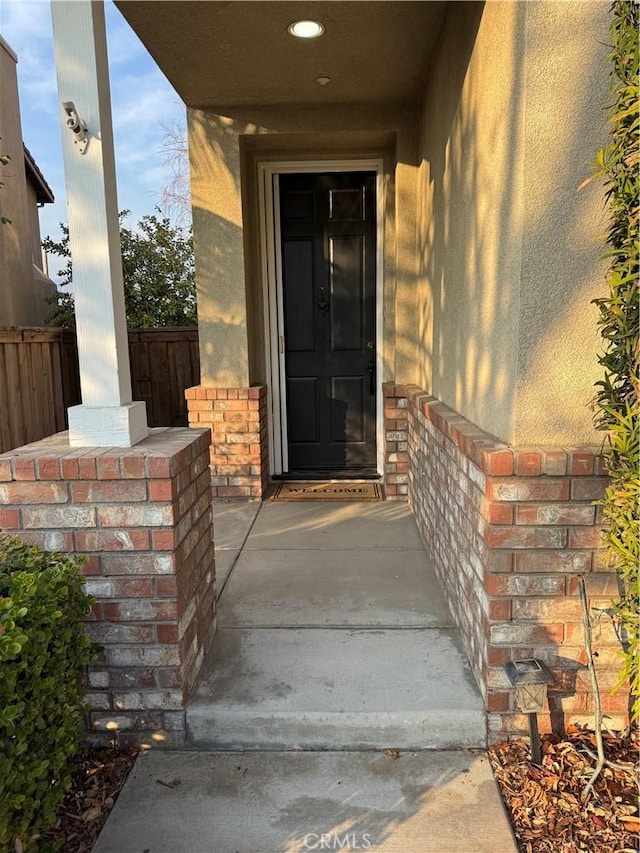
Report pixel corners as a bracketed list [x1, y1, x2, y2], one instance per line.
[0, 537, 98, 851]
[592, 1, 639, 721]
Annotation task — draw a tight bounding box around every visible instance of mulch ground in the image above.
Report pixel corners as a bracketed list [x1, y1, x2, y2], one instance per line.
[489, 726, 639, 853]
[40, 745, 139, 853]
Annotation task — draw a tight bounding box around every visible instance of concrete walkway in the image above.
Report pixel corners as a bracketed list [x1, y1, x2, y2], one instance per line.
[94, 499, 518, 853]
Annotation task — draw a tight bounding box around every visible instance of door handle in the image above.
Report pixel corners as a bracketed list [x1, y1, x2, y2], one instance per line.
[316, 285, 329, 315]
[367, 360, 375, 395]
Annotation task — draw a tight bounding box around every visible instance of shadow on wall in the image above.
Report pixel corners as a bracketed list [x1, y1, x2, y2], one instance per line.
[417, 0, 523, 442]
[191, 208, 249, 388]
[417, 0, 610, 445]
[188, 110, 271, 388]
[186, 2, 610, 444]
[512, 2, 609, 444]
[189, 111, 245, 213]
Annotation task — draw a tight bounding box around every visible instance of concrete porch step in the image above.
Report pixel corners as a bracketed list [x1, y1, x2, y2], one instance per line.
[93, 749, 518, 853]
[186, 628, 486, 750]
[217, 547, 455, 629]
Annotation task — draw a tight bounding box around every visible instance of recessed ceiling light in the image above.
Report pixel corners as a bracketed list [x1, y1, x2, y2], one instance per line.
[288, 20, 325, 39]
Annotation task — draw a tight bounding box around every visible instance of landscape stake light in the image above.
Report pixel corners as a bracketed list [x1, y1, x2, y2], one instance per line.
[505, 658, 553, 765]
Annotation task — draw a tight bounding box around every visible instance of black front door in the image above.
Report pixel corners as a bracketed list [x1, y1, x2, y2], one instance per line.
[279, 171, 377, 474]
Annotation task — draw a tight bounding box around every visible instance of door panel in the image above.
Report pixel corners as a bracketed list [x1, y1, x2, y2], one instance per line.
[286, 377, 319, 443]
[279, 171, 376, 473]
[331, 376, 365, 444]
[329, 235, 364, 352]
[282, 240, 316, 353]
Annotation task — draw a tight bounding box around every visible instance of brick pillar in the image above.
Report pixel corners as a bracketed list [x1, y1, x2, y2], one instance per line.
[186, 385, 269, 498]
[401, 384, 628, 742]
[0, 427, 215, 747]
[382, 382, 409, 499]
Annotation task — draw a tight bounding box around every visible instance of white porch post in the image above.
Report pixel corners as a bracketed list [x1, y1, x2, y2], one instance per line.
[51, 0, 147, 447]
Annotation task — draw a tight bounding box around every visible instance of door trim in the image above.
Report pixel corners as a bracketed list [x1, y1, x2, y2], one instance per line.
[258, 159, 385, 477]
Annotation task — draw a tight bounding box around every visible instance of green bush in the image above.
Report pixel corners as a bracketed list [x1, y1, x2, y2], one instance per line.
[0, 537, 98, 851]
[592, 1, 639, 721]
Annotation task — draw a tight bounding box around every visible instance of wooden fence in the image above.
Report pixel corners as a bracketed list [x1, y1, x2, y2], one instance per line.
[0, 327, 200, 454]
[128, 328, 200, 428]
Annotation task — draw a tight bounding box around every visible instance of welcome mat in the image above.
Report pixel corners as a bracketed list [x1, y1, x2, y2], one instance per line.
[271, 481, 383, 502]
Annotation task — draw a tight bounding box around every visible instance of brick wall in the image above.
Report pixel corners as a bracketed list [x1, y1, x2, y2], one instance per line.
[383, 383, 409, 499]
[399, 384, 628, 741]
[186, 385, 269, 498]
[0, 427, 215, 747]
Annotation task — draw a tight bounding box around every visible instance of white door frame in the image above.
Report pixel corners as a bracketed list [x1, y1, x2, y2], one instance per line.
[258, 159, 385, 477]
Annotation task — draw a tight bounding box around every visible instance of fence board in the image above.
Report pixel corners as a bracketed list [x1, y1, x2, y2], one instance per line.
[60, 330, 81, 410]
[148, 340, 170, 426]
[27, 342, 43, 442]
[173, 340, 193, 426]
[0, 345, 12, 452]
[128, 337, 152, 418]
[0, 327, 200, 453]
[6, 343, 26, 448]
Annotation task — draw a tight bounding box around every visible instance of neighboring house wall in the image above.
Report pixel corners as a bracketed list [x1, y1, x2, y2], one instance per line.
[0, 37, 56, 327]
[417, 0, 609, 445]
[23, 154, 57, 323]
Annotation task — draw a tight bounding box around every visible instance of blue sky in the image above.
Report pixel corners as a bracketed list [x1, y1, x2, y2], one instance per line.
[0, 0, 189, 250]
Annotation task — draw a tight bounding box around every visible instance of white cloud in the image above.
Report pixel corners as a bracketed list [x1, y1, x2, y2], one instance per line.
[0, 0, 51, 45]
[1, 0, 58, 106]
[104, 1, 146, 68]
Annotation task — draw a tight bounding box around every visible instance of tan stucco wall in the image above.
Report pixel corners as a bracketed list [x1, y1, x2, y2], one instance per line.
[189, 0, 610, 444]
[417, 0, 522, 440]
[187, 103, 419, 388]
[417, 0, 610, 445]
[0, 37, 33, 327]
[188, 110, 249, 387]
[0, 37, 56, 327]
[515, 0, 610, 444]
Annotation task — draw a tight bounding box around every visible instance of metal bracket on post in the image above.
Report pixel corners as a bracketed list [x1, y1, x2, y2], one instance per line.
[62, 101, 88, 154]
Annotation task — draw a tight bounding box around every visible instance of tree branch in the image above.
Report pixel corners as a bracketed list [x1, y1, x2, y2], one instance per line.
[578, 574, 606, 801]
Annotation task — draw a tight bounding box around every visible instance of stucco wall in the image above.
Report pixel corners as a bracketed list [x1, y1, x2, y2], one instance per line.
[187, 103, 419, 388]
[515, 0, 610, 445]
[188, 1, 611, 445]
[417, 0, 610, 445]
[417, 0, 522, 441]
[0, 38, 33, 327]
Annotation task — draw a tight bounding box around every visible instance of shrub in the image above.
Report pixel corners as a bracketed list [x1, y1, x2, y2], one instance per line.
[0, 537, 98, 851]
[592, 1, 639, 721]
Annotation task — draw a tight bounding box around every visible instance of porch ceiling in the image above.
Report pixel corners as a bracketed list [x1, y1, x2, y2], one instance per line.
[114, 1, 448, 108]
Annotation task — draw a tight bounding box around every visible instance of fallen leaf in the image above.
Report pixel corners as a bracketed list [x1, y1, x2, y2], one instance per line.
[82, 805, 102, 823]
[488, 727, 639, 853]
[379, 749, 401, 759]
